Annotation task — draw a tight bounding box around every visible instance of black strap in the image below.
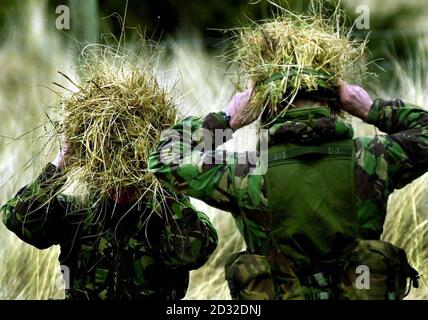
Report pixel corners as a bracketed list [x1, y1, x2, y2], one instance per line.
[268, 144, 354, 163]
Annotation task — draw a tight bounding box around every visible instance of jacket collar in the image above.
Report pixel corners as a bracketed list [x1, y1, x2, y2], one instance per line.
[267, 106, 354, 145]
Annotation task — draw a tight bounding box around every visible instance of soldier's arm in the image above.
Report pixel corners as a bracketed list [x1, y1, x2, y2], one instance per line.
[1, 163, 72, 249]
[364, 98, 428, 189]
[148, 113, 262, 213]
[159, 196, 218, 269]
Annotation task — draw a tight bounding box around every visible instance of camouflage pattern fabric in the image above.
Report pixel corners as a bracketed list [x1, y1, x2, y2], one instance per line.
[225, 241, 418, 300]
[1, 163, 218, 300]
[149, 98, 428, 299]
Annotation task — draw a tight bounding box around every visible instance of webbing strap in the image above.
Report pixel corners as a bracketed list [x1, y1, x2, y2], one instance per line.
[268, 144, 353, 163]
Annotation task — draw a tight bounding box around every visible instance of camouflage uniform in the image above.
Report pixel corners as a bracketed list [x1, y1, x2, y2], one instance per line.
[1, 163, 218, 300]
[149, 98, 428, 300]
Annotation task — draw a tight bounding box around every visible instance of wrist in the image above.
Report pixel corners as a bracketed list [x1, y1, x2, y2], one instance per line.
[203, 112, 232, 131]
[225, 110, 244, 130]
[220, 111, 232, 128]
[357, 104, 372, 121]
[37, 163, 66, 192]
[350, 99, 373, 121]
[229, 116, 242, 131]
[52, 155, 65, 170]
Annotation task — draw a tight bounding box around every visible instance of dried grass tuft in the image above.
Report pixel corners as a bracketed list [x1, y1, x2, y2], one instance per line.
[229, 4, 371, 121]
[57, 44, 179, 210]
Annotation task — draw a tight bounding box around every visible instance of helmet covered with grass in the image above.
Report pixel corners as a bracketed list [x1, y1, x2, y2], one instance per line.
[230, 7, 370, 122]
[58, 45, 178, 207]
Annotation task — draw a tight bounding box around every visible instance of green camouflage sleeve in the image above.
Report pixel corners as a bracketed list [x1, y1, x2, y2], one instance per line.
[1, 163, 72, 249]
[148, 113, 266, 214]
[362, 98, 428, 189]
[159, 196, 218, 270]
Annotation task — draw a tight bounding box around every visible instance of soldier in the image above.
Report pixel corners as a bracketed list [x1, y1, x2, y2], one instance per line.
[148, 81, 428, 300]
[1, 138, 218, 300]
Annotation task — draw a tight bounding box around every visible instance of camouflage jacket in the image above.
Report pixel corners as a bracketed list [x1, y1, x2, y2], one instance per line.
[149, 98, 428, 255]
[1, 163, 218, 300]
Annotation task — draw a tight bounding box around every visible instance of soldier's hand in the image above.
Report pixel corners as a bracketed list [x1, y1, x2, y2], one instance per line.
[339, 83, 373, 121]
[226, 79, 255, 130]
[52, 136, 70, 170]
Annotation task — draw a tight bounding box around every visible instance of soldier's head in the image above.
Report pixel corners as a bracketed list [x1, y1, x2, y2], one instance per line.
[259, 87, 338, 124]
[60, 45, 178, 206]
[231, 10, 368, 125]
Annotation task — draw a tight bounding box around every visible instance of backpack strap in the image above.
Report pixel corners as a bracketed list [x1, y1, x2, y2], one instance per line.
[268, 143, 354, 163]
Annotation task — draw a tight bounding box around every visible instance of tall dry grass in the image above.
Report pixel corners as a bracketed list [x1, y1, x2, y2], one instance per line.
[0, 1, 426, 300]
[0, 0, 72, 299]
[377, 44, 428, 299]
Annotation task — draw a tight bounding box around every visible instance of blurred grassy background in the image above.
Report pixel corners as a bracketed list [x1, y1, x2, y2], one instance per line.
[0, 0, 426, 299]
